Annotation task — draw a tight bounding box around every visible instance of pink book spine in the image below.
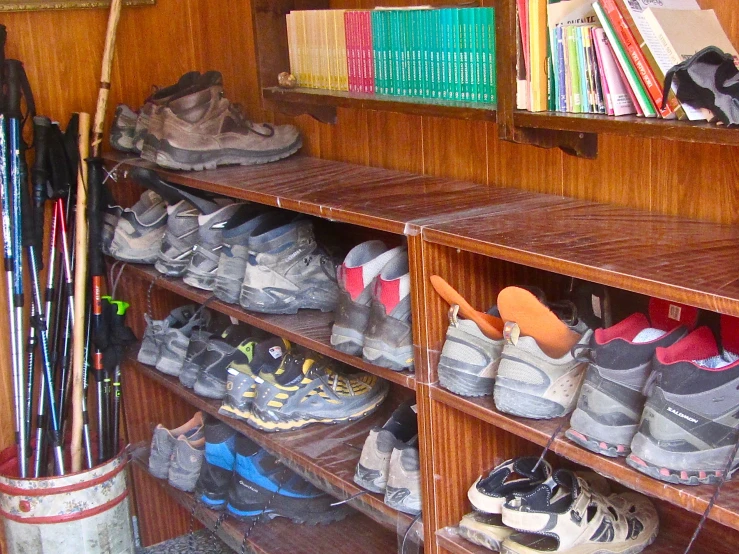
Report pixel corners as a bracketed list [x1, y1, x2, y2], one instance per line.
[346, 12, 357, 92]
[358, 12, 369, 93]
[592, 29, 613, 115]
[364, 11, 375, 93]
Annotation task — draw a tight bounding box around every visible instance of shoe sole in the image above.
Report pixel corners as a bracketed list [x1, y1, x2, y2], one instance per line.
[193, 380, 227, 400]
[156, 355, 185, 377]
[566, 408, 636, 457]
[183, 273, 216, 291]
[218, 403, 252, 422]
[240, 285, 337, 315]
[500, 528, 658, 554]
[226, 504, 350, 526]
[458, 515, 512, 552]
[362, 340, 414, 371]
[353, 464, 387, 493]
[494, 382, 571, 420]
[330, 326, 365, 356]
[565, 428, 630, 458]
[155, 258, 190, 277]
[213, 281, 241, 305]
[438, 363, 495, 397]
[384, 485, 422, 515]
[154, 137, 303, 171]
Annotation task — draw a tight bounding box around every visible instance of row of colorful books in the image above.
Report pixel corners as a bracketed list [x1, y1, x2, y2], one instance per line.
[519, 0, 738, 119]
[286, 8, 497, 104]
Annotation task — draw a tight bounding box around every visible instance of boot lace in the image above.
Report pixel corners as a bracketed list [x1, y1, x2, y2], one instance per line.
[228, 103, 275, 137]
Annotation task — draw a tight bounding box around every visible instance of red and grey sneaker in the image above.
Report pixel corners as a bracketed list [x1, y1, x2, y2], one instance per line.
[566, 298, 696, 457]
[627, 317, 739, 485]
[362, 251, 413, 371]
[331, 241, 407, 356]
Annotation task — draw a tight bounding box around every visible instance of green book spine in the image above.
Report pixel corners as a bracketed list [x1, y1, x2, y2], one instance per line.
[471, 9, 481, 103]
[399, 11, 408, 96]
[480, 8, 490, 104]
[422, 11, 431, 98]
[452, 8, 461, 101]
[432, 10, 442, 99]
[413, 11, 423, 98]
[385, 11, 394, 95]
[566, 27, 582, 113]
[390, 11, 401, 96]
[488, 8, 496, 105]
[440, 9, 451, 100]
[404, 11, 414, 97]
[371, 12, 382, 95]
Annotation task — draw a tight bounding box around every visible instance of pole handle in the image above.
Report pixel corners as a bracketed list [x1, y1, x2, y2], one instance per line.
[86, 157, 104, 277]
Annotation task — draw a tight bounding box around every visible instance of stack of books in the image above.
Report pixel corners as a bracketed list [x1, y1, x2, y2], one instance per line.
[518, 0, 738, 119]
[286, 7, 497, 104]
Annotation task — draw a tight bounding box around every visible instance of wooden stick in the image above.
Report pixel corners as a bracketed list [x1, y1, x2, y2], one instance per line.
[91, 0, 123, 158]
[70, 112, 90, 473]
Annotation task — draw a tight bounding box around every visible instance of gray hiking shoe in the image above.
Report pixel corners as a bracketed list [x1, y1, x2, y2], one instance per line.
[110, 104, 137, 153]
[362, 252, 414, 371]
[156, 308, 213, 377]
[168, 432, 206, 492]
[331, 241, 407, 356]
[154, 200, 202, 276]
[137, 304, 199, 366]
[384, 437, 421, 515]
[179, 329, 213, 389]
[183, 202, 244, 291]
[109, 189, 168, 264]
[438, 305, 504, 397]
[102, 205, 124, 257]
[148, 412, 203, 479]
[193, 325, 257, 399]
[239, 218, 339, 314]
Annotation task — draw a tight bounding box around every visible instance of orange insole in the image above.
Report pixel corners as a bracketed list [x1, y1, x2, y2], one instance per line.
[430, 276, 504, 340]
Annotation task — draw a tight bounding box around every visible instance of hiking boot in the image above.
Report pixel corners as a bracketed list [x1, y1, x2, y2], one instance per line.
[154, 200, 204, 277]
[168, 432, 206, 492]
[384, 436, 421, 515]
[214, 209, 278, 305]
[354, 401, 418, 493]
[362, 252, 414, 371]
[226, 436, 349, 524]
[183, 201, 244, 291]
[155, 308, 213, 377]
[148, 412, 203, 479]
[239, 217, 339, 314]
[110, 104, 137, 153]
[566, 299, 695, 458]
[331, 241, 407, 356]
[248, 350, 389, 432]
[438, 304, 504, 397]
[195, 417, 237, 509]
[219, 336, 289, 421]
[627, 322, 739, 485]
[193, 325, 259, 399]
[109, 189, 168, 263]
[137, 304, 199, 366]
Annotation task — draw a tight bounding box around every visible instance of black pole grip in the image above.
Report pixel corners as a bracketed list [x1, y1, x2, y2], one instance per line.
[47, 123, 71, 199]
[5, 60, 23, 119]
[32, 116, 51, 253]
[87, 157, 105, 278]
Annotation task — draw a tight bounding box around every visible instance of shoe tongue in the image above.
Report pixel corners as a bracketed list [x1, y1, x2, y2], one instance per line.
[252, 337, 289, 371]
[656, 326, 719, 365]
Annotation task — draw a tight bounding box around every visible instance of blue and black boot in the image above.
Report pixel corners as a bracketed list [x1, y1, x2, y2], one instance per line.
[194, 416, 239, 509]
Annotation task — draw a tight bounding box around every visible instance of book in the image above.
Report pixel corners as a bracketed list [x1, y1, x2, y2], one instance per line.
[575, 25, 590, 112]
[592, 27, 613, 114]
[528, 0, 549, 110]
[362, 11, 375, 93]
[592, 27, 637, 116]
[516, 0, 530, 109]
[334, 10, 348, 91]
[565, 26, 582, 112]
[555, 26, 567, 111]
[586, 26, 606, 113]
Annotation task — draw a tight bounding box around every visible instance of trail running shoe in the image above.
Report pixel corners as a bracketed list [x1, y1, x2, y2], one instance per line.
[248, 350, 389, 432]
[354, 401, 418, 493]
[195, 417, 237, 510]
[109, 189, 168, 264]
[155, 308, 213, 377]
[110, 104, 138, 152]
[102, 205, 124, 257]
[193, 325, 259, 399]
[219, 336, 289, 421]
[384, 436, 422, 515]
[627, 324, 739, 485]
[566, 299, 695, 458]
[138, 304, 199, 366]
[239, 216, 339, 314]
[178, 312, 231, 388]
[148, 412, 203, 479]
[155, 199, 206, 277]
[362, 251, 414, 371]
[167, 431, 206, 492]
[331, 241, 407, 356]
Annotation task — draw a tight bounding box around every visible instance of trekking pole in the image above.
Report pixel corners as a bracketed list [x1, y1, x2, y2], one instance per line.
[82, 304, 93, 469]
[106, 297, 134, 457]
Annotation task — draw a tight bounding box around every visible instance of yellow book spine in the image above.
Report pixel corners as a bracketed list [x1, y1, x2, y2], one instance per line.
[286, 13, 299, 84]
[335, 10, 348, 91]
[321, 10, 332, 90]
[527, 0, 548, 111]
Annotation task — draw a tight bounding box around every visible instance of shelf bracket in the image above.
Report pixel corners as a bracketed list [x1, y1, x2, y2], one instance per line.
[264, 96, 338, 125]
[509, 126, 598, 159]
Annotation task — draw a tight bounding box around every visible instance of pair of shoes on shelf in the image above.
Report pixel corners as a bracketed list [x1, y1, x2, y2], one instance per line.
[460, 457, 658, 554]
[110, 71, 302, 170]
[331, 240, 413, 371]
[353, 402, 422, 515]
[148, 412, 205, 492]
[195, 417, 349, 523]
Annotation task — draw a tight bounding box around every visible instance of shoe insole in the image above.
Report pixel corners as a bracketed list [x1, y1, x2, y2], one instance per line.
[430, 276, 503, 340]
[497, 287, 581, 359]
[129, 166, 220, 213]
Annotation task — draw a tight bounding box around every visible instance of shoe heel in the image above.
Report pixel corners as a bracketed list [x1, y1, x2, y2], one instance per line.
[494, 380, 570, 419]
[438, 363, 495, 397]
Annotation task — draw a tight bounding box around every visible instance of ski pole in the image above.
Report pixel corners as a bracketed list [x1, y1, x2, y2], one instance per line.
[107, 298, 131, 457]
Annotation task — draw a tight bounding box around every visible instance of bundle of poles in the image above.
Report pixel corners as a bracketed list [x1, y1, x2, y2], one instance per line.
[1, 0, 126, 478]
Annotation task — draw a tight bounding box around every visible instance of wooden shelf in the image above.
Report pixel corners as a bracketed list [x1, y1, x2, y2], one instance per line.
[131, 457, 398, 554]
[263, 86, 497, 122]
[127, 356, 422, 540]
[429, 385, 739, 532]
[515, 111, 739, 147]
[121, 263, 415, 390]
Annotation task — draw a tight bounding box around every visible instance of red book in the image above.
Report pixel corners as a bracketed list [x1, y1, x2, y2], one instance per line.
[357, 11, 373, 93]
[600, 0, 677, 118]
[364, 11, 375, 93]
[345, 12, 356, 92]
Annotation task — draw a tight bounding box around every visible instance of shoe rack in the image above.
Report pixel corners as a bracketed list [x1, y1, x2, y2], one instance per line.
[106, 149, 739, 554]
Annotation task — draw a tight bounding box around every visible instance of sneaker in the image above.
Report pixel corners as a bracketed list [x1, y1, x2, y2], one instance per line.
[331, 241, 407, 356]
[226, 436, 348, 524]
[384, 436, 421, 515]
[627, 324, 739, 485]
[354, 401, 418, 493]
[155, 199, 207, 277]
[362, 252, 414, 371]
[148, 412, 203, 479]
[239, 217, 339, 314]
[219, 336, 289, 421]
[110, 104, 137, 152]
[102, 205, 124, 257]
[195, 417, 237, 509]
[183, 202, 244, 291]
[168, 431, 206, 492]
[213, 207, 276, 304]
[248, 350, 389, 432]
[566, 299, 695, 458]
[500, 470, 658, 554]
[155, 308, 213, 377]
[438, 304, 504, 397]
[109, 189, 168, 264]
[137, 304, 199, 366]
[193, 325, 259, 399]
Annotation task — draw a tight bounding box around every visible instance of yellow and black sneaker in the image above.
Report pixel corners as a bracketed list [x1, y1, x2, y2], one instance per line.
[247, 349, 389, 432]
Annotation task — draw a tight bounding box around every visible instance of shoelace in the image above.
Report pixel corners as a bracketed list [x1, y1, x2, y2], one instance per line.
[229, 103, 275, 138]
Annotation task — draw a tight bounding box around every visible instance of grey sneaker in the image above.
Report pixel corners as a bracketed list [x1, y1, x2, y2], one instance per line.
[109, 189, 168, 264]
[148, 411, 203, 479]
[168, 432, 206, 492]
[102, 205, 124, 257]
[362, 252, 414, 371]
[331, 241, 407, 356]
[214, 208, 278, 305]
[193, 325, 258, 399]
[110, 104, 137, 152]
[239, 218, 339, 314]
[183, 202, 244, 291]
[156, 308, 213, 377]
[384, 437, 421, 515]
[137, 304, 199, 366]
[154, 200, 202, 276]
[354, 402, 418, 493]
[438, 306, 504, 397]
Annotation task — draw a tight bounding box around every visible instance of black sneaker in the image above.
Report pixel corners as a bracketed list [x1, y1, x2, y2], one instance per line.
[179, 312, 231, 389]
[195, 417, 237, 510]
[193, 325, 259, 399]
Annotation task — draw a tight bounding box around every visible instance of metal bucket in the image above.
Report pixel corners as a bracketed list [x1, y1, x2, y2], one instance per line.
[0, 450, 134, 554]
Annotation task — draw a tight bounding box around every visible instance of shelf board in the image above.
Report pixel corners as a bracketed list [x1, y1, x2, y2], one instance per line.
[131, 458, 398, 554]
[128, 357, 422, 541]
[429, 385, 739, 532]
[263, 86, 497, 121]
[121, 263, 415, 390]
[422, 196, 739, 317]
[514, 110, 739, 146]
